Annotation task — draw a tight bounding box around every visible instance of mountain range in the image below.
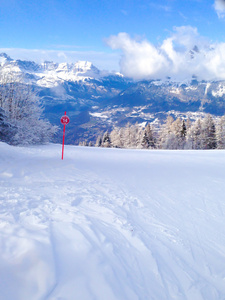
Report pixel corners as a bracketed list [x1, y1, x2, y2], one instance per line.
[1, 53, 225, 144]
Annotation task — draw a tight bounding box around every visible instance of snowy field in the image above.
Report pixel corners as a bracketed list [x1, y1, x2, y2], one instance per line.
[1, 142, 225, 300]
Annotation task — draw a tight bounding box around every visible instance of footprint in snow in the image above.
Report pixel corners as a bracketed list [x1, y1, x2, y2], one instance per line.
[71, 196, 83, 206]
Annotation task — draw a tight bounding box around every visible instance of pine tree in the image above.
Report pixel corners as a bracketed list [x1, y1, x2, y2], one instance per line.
[95, 135, 102, 147]
[158, 116, 175, 149]
[141, 124, 155, 149]
[118, 127, 125, 148]
[170, 118, 187, 149]
[216, 115, 225, 149]
[201, 114, 216, 149]
[141, 131, 150, 149]
[187, 118, 202, 149]
[110, 127, 121, 148]
[102, 131, 111, 147]
[127, 122, 143, 149]
[123, 123, 133, 148]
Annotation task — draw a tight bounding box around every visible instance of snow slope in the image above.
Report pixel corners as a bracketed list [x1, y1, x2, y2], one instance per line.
[1, 142, 225, 300]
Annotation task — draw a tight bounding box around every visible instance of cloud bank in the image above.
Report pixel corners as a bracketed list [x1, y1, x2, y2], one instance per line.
[106, 26, 225, 81]
[214, 0, 225, 18]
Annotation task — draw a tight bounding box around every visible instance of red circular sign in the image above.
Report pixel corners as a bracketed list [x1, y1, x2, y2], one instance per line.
[60, 115, 70, 125]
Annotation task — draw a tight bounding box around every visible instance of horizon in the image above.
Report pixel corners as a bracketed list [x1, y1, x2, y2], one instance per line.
[1, 1, 225, 80]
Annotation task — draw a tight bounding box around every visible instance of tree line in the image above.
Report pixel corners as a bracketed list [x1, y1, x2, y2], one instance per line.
[94, 114, 225, 150]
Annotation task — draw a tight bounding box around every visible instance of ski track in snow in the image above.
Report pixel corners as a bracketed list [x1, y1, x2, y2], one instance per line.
[1, 143, 225, 300]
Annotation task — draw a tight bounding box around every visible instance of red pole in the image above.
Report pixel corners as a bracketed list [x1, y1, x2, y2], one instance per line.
[62, 124, 66, 160]
[61, 111, 66, 160]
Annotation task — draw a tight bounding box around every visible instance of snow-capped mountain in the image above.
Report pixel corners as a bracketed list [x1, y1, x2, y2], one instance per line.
[37, 61, 102, 87]
[1, 53, 225, 144]
[0, 53, 106, 88]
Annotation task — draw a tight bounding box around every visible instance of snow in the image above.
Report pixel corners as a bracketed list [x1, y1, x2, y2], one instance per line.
[1, 142, 225, 300]
[169, 87, 181, 95]
[89, 112, 109, 119]
[212, 84, 225, 97]
[36, 61, 99, 88]
[205, 82, 211, 95]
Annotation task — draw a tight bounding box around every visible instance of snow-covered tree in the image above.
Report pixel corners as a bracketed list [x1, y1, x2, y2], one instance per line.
[79, 140, 88, 146]
[141, 123, 156, 149]
[95, 114, 222, 151]
[201, 114, 216, 149]
[110, 127, 122, 148]
[158, 116, 175, 149]
[0, 78, 58, 145]
[186, 118, 202, 149]
[109, 123, 152, 149]
[216, 115, 225, 149]
[169, 118, 187, 149]
[95, 135, 102, 147]
[141, 131, 149, 149]
[0, 107, 15, 143]
[123, 123, 142, 148]
[102, 131, 111, 147]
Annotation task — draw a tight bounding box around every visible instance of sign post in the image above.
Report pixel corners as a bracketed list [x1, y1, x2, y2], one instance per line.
[60, 111, 70, 160]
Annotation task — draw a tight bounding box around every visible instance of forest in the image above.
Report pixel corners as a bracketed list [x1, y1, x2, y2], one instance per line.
[94, 114, 225, 150]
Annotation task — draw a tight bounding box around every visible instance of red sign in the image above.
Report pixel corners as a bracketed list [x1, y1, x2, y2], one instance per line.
[61, 115, 70, 125]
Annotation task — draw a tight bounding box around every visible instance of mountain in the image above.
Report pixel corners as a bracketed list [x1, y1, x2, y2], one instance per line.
[98, 79, 225, 126]
[0, 52, 121, 87]
[1, 53, 225, 144]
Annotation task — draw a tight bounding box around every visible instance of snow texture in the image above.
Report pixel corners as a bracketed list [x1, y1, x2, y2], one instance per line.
[1, 142, 225, 300]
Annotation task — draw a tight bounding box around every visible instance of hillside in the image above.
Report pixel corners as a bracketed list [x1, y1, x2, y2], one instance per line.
[1, 143, 225, 299]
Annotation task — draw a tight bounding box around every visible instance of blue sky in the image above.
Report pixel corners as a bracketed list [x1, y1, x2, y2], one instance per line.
[1, 0, 225, 79]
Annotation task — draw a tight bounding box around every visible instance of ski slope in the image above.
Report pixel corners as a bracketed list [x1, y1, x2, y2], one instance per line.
[1, 142, 225, 300]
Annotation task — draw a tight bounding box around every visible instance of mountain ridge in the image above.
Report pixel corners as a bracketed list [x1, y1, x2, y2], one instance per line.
[0, 53, 119, 87]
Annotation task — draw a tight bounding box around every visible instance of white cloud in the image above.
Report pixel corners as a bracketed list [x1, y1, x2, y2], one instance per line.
[214, 0, 225, 18]
[106, 27, 225, 81]
[149, 3, 172, 12]
[106, 32, 170, 80]
[3, 26, 225, 82]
